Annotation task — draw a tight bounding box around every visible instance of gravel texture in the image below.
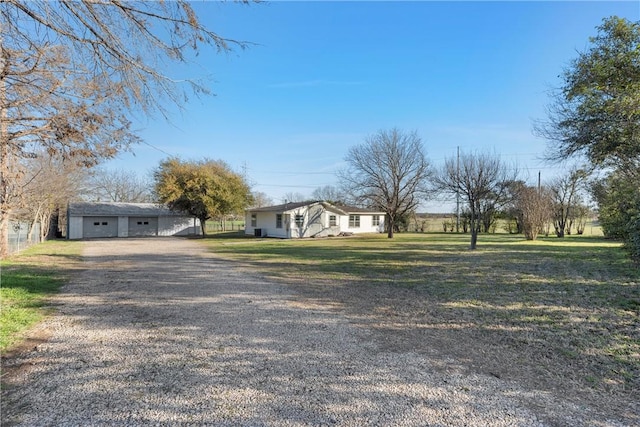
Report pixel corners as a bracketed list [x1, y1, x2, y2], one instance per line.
[0, 238, 630, 426]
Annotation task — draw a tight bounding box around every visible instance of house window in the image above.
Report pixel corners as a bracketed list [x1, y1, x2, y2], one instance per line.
[329, 215, 337, 227]
[295, 214, 304, 227]
[93, 222, 100, 226]
[372, 215, 380, 226]
[251, 214, 257, 227]
[101, 222, 108, 226]
[276, 214, 283, 228]
[349, 215, 360, 228]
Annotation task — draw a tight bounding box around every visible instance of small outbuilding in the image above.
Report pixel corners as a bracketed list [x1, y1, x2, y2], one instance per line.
[245, 201, 385, 238]
[67, 202, 201, 239]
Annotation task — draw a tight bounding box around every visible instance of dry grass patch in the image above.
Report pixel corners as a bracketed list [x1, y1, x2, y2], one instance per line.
[203, 232, 639, 403]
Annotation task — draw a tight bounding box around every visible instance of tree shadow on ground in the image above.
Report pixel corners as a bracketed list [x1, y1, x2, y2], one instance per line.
[2, 244, 551, 426]
[205, 234, 639, 415]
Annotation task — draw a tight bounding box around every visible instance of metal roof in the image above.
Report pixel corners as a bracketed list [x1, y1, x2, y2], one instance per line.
[68, 202, 189, 217]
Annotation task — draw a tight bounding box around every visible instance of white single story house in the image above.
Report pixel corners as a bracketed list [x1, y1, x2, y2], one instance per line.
[245, 201, 385, 238]
[67, 202, 201, 239]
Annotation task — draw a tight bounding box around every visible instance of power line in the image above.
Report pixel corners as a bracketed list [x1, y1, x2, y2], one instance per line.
[253, 183, 333, 189]
[246, 168, 337, 176]
[140, 140, 174, 157]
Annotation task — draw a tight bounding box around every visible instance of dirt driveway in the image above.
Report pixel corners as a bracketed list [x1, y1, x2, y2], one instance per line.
[0, 238, 632, 426]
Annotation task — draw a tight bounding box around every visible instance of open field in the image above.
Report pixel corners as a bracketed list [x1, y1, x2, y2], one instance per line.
[411, 216, 605, 236]
[0, 241, 83, 352]
[203, 232, 639, 415]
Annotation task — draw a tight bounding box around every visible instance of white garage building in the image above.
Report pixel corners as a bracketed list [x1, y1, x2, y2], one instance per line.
[67, 202, 201, 239]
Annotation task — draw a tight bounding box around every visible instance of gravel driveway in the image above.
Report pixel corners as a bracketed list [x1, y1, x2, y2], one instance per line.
[0, 238, 624, 426]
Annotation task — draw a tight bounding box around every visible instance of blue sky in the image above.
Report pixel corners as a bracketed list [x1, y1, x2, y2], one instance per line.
[106, 1, 640, 211]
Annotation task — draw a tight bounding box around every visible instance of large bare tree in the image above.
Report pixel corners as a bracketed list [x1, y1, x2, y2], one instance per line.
[436, 151, 518, 249]
[2, 1, 248, 116]
[0, 42, 138, 256]
[0, 1, 249, 257]
[339, 128, 432, 238]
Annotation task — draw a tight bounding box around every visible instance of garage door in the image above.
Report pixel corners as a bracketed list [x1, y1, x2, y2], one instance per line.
[83, 217, 118, 238]
[128, 217, 158, 237]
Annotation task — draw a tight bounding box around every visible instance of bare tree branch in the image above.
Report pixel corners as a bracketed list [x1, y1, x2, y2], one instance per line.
[339, 128, 432, 238]
[1, 1, 254, 257]
[435, 151, 519, 249]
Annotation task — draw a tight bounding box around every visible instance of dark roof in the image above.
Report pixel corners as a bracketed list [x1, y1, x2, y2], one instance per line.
[334, 205, 386, 214]
[68, 202, 189, 217]
[248, 201, 384, 215]
[249, 200, 319, 213]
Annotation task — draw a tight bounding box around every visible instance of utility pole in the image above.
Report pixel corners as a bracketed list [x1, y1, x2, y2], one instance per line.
[241, 161, 248, 179]
[456, 146, 460, 233]
[538, 170, 541, 192]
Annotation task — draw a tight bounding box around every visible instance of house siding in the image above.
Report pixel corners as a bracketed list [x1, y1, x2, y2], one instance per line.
[341, 213, 385, 234]
[245, 201, 384, 239]
[245, 211, 289, 238]
[290, 204, 325, 238]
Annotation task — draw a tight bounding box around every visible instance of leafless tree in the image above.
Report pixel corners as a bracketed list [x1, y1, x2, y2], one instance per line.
[548, 168, 587, 238]
[86, 168, 152, 203]
[311, 185, 346, 204]
[2, 1, 249, 116]
[17, 153, 88, 241]
[283, 192, 307, 203]
[514, 186, 553, 240]
[502, 181, 528, 234]
[339, 128, 432, 238]
[251, 192, 274, 208]
[570, 202, 591, 235]
[435, 151, 518, 249]
[0, 42, 138, 256]
[1, 1, 250, 257]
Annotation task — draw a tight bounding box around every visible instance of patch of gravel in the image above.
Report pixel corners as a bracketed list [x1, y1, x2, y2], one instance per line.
[0, 238, 631, 426]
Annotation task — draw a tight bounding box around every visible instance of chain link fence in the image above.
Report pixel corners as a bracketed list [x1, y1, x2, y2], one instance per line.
[205, 220, 245, 234]
[8, 221, 41, 255]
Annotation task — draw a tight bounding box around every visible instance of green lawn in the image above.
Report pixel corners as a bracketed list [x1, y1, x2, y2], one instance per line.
[0, 241, 82, 352]
[202, 232, 639, 393]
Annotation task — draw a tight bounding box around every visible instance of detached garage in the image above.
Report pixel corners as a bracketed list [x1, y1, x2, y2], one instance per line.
[67, 202, 201, 239]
